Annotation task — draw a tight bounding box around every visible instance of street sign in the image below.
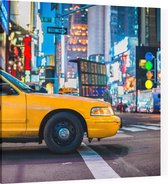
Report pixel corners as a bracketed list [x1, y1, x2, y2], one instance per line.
[41, 17, 54, 23]
[47, 27, 67, 35]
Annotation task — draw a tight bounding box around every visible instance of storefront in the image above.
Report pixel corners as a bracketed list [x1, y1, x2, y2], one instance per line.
[6, 1, 33, 81]
[122, 92, 136, 112]
[106, 37, 138, 110]
[137, 88, 160, 113]
[6, 21, 26, 80]
[0, 30, 6, 69]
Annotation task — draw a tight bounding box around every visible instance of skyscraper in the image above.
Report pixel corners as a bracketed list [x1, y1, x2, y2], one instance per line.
[139, 8, 160, 47]
[87, 6, 111, 62]
[65, 5, 88, 82]
[110, 6, 138, 49]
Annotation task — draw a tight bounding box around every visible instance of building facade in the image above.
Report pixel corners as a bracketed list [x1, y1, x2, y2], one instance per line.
[107, 6, 139, 108]
[109, 6, 160, 111]
[1, 1, 42, 85]
[65, 5, 88, 87]
[0, 0, 9, 70]
[139, 8, 160, 47]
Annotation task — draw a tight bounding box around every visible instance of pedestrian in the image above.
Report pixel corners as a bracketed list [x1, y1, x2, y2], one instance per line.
[39, 83, 48, 93]
[39, 86, 48, 93]
[118, 102, 123, 113]
[103, 83, 112, 104]
[123, 103, 128, 112]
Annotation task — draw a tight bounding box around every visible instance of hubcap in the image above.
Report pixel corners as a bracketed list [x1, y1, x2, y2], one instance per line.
[58, 128, 70, 140]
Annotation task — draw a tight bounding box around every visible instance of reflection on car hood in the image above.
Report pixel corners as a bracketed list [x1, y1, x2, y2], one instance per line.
[28, 93, 107, 105]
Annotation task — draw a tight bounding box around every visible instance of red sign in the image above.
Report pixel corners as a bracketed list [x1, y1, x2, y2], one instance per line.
[120, 54, 127, 73]
[24, 35, 31, 70]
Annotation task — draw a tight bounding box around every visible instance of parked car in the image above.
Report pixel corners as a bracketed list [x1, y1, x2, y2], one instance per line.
[0, 70, 122, 153]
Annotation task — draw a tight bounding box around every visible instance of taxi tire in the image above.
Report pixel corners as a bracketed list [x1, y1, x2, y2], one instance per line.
[44, 112, 84, 154]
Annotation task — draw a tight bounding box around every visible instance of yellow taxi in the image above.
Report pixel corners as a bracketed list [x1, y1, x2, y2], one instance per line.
[0, 70, 122, 153]
[59, 87, 79, 95]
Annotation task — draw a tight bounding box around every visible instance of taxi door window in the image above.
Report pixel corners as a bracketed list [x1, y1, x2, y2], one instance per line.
[0, 78, 18, 96]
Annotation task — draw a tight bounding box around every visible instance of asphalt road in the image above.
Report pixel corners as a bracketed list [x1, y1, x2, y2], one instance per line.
[1, 113, 160, 183]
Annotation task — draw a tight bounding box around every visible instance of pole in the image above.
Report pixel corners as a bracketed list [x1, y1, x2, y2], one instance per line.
[154, 58, 157, 84]
[54, 34, 58, 94]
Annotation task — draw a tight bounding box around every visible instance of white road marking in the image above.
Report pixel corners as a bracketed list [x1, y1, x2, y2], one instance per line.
[62, 162, 72, 165]
[132, 125, 160, 130]
[118, 130, 124, 133]
[146, 123, 160, 127]
[121, 127, 147, 132]
[136, 122, 160, 126]
[78, 143, 120, 179]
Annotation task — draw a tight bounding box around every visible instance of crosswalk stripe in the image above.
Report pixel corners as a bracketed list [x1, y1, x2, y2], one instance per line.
[146, 123, 160, 127]
[78, 143, 120, 179]
[121, 127, 147, 132]
[136, 122, 160, 126]
[118, 130, 124, 133]
[120, 123, 160, 133]
[132, 125, 160, 130]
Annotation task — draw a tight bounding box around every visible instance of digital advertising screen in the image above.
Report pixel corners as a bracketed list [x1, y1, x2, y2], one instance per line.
[70, 58, 107, 98]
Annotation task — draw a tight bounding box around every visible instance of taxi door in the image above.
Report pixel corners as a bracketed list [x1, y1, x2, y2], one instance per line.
[0, 78, 26, 138]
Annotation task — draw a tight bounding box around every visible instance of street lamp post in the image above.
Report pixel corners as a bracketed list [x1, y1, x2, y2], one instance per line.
[54, 34, 59, 94]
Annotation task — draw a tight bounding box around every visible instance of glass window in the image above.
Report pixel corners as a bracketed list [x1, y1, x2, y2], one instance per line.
[0, 78, 18, 96]
[0, 70, 34, 93]
[0, 78, 7, 84]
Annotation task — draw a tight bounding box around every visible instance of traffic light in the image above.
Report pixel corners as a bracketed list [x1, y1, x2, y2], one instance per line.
[136, 46, 158, 90]
[144, 52, 155, 89]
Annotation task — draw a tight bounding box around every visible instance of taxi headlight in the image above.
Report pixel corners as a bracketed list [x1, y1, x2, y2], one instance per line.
[90, 107, 114, 116]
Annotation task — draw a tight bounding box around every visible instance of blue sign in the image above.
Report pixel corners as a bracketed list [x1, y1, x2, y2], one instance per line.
[37, 56, 48, 67]
[145, 52, 153, 61]
[0, 0, 9, 34]
[47, 27, 67, 35]
[82, 86, 106, 98]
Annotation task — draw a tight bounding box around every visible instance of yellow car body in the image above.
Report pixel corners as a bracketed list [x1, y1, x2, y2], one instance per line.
[0, 70, 121, 153]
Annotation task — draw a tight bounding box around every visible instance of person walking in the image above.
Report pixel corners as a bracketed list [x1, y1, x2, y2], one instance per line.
[118, 101, 123, 113]
[103, 83, 112, 104]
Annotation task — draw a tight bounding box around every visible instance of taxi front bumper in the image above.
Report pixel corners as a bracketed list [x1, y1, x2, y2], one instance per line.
[86, 115, 122, 139]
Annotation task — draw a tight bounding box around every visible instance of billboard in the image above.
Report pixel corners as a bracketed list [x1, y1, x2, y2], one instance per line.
[24, 35, 32, 82]
[70, 58, 107, 98]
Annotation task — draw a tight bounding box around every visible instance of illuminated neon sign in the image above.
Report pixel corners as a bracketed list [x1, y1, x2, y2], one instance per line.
[24, 35, 31, 70]
[70, 59, 107, 98]
[24, 35, 31, 82]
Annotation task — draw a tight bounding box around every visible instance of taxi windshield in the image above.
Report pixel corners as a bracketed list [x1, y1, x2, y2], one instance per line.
[0, 70, 34, 93]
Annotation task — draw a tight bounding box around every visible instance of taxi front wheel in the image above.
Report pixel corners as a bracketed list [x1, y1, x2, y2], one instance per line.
[44, 112, 84, 154]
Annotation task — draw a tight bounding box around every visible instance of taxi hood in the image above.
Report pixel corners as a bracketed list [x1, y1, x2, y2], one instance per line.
[28, 92, 109, 106]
